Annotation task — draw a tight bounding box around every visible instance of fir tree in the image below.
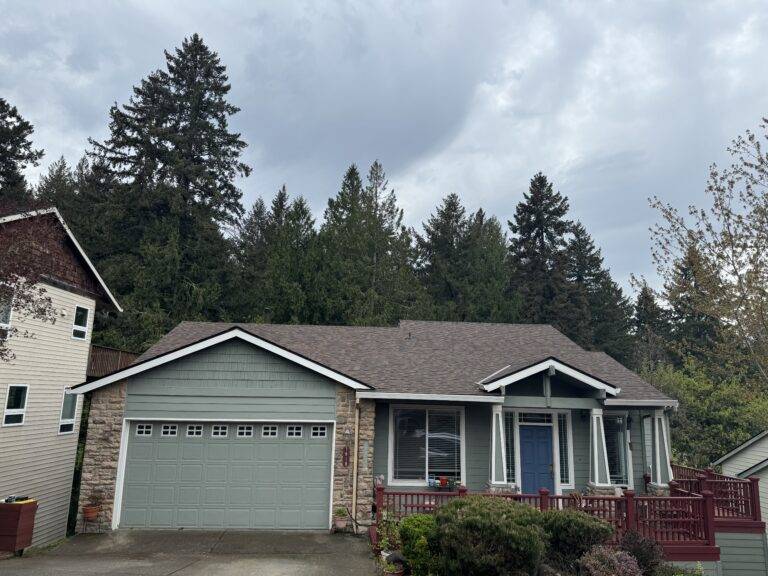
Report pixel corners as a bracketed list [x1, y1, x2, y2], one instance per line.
[633, 283, 670, 371]
[0, 97, 43, 206]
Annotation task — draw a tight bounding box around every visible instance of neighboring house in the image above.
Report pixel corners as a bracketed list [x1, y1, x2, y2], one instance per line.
[714, 431, 768, 526]
[71, 320, 677, 532]
[0, 208, 121, 546]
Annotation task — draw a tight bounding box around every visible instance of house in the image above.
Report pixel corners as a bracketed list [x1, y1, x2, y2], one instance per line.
[71, 320, 678, 532]
[0, 208, 121, 546]
[714, 431, 768, 527]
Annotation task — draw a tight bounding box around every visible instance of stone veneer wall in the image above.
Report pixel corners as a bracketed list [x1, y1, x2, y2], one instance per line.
[334, 387, 376, 526]
[77, 381, 126, 528]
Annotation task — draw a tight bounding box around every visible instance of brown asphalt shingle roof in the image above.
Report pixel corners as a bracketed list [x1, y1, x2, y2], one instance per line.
[133, 320, 671, 403]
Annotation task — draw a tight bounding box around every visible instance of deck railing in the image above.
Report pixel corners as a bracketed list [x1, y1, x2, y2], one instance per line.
[668, 466, 762, 523]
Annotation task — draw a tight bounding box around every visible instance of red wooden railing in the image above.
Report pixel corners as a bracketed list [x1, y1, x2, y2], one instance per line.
[669, 466, 762, 524]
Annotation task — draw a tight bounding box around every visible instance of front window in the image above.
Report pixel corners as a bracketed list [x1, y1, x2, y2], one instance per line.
[505, 412, 516, 483]
[3, 385, 28, 426]
[72, 306, 89, 340]
[58, 393, 77, 434]
[605, 414, 630, 485]
[392, 407, 462, 483]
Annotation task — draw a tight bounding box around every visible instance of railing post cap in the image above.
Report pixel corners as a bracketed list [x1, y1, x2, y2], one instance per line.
[624, 489, 635, 497]
[539, 487, 550, 495]
[701, 489, 714, 496]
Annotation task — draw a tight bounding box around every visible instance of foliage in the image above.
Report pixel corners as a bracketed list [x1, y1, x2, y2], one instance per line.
[654, 563, 704, 576]
[581, 545, 642, 576]
[433, 495, 548, 576]
[398, 514, 438, 576]
[376, 512, 401, 552]
[0, 97, 43, 202]
[539, 508, 614, 571]
[619, 530, 665, 576]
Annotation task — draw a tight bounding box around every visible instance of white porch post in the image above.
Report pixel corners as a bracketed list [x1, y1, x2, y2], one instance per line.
[589, 408, 611, 486]
[651, 409, 673, 486]
[490, 404, 507, 485]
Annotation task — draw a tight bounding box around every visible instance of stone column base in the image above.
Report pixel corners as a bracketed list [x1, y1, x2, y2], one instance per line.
[486, 483, 519, 494]
[646, 482, 670, 496]
[586, 483, 622, 496]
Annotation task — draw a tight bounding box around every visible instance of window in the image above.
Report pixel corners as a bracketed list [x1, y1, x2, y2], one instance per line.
[392, 407, 462, 483]
[519, 412, 552, 424]
[262, 425, 278, 437]
[212, 425, 228, 437]
[605, 414, 630, 485]
[136, 423, 152, 436]
[72, 306, 89, 340]
[311, 425, 327, 438]
[0, 292, 12, 340]
[287, 425, 303, 438]
[237, 425, 254, 437]
[3, 385, 28, 426]
[58, 393, 77, 434]
[187, 424, 203, 437]
[504, 412, 515, 483]
[161, 424, 178, 437]
[557, 414, 571, 485]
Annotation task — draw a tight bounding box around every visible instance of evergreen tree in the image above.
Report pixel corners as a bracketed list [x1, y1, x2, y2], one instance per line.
[0, 97, 43, 206]
[633, 283, 670, 371]
[35, 157, 76, 211]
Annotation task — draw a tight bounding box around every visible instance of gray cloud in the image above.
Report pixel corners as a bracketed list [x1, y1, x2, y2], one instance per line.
[2, 0, 767, 290]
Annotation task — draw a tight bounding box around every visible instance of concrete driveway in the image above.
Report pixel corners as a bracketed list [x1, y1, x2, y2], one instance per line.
[0, 530, 377, 576]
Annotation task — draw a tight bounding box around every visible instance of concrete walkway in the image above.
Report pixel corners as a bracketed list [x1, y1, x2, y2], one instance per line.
[0, 530, 377, 576]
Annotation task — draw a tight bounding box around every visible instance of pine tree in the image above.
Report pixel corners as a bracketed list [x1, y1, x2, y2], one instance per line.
[633, 283, 670, 371]
[0, 97, 44, 207]
[35, 157, 76, 211]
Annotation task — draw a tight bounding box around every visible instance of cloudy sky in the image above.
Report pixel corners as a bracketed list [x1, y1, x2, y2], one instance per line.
[2, 1, 767, 288]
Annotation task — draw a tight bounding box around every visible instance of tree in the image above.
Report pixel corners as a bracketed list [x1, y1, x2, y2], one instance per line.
[632, 283, 670, 371]
[0, 97, 44, 205]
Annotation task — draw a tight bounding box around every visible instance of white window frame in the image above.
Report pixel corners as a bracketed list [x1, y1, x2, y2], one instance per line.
[186, 424, 203, 437]
[387, 404, 467, 487]
[58, 391, 78, 435]
[311, 425, 328, 438]
[604, 410, 634, 489]
[237, 424, 254, 437]
[71, 305, 90, 340]
[136, 423, 153, 436]
[211, 424, 228, 438]
[287, 425, 303, 438]
[504, 408, 575, 494]
[3, 384, 29, 427]
[262, 425, 278, 437]
[161, 424, 178, 437]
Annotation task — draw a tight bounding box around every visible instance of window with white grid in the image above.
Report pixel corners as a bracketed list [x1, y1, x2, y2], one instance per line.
[262, 425, 278, 437]
[136, 423, 152, 436]
[161, 424, 178, 437]
[212, 424, 228, 437]
[311, 425, 327, 438]
[287, 425, 303, 438]
[187, 424, 203, 437]
[237, 424, 254, 437]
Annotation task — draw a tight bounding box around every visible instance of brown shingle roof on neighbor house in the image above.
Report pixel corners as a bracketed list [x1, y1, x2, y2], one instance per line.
[132, 320, 671, 403]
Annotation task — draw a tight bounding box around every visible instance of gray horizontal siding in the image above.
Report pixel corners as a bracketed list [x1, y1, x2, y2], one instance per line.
[717, 531, 768, 576]
[125, 340, 337, 421]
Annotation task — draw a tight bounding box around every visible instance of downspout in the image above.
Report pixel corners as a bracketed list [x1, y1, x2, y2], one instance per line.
[351, 398, 361, 533]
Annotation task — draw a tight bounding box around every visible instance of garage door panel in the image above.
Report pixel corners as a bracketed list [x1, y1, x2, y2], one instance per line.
[121, 421, 332, 530]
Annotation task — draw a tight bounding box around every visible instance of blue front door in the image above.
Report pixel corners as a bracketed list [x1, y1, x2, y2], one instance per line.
[520, 425, 554, 494]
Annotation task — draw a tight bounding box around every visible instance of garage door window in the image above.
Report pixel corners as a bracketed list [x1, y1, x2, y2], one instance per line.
[311, 425, 327, 438]
[212, 425, 228, 437]
[287, 425, 303, 438]
[161, 424, 178, 437]
[237, 425, 254, 437]
[136, 424, 152, 436]
[187, 424, 203, 437]
[262, 425, 278, 437]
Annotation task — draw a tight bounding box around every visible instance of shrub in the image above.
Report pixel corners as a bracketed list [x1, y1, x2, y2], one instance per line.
[581, 545, 643, 576]
[433, 495, 548, 576]
[619, 530, 665, 576]
[539, 508, 614, 570]
[654, 563, 704, 576]
[398, 514, 437, 576]
[377, 512, 401, 552]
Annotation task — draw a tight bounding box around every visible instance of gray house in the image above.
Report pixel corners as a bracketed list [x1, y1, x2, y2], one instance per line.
[71, 320, 677, 532]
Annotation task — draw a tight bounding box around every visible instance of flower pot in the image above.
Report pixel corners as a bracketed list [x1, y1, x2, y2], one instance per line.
[334, 518, 348, 531]
[82, 505, 101, 522]
[383, 567, 405, 576]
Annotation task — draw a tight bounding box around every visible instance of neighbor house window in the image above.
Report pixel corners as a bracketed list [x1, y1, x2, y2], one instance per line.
[58, 393, 77, 434]
[0, 292, 12, 340]
[262, 425, 278, 437]
[392, 407, 462, 483]
[71, 306, 89, 340]
[237, 425, 254, 437]
[3, 385, 28, 426]
[605, 414, 630, 485]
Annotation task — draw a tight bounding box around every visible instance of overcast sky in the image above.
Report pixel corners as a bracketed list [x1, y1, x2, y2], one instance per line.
[2, 1, 767, 289]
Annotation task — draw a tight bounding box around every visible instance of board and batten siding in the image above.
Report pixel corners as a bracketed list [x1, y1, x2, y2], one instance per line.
[124, 339, 337, 421]
[0, 285, 93, 546]
[721, 435, 768, 529]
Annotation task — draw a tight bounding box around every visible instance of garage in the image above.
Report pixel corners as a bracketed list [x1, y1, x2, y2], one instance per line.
[119, 421, 333, 530]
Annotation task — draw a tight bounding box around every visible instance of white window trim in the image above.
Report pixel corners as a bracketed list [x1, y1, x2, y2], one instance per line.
[71, 305, 90, 341]
[211, 425, 229, 438]
[311, 425, 328, 438]
[604, 410, 634, 489]
[3, 384, 29, 427]
[262, 425, 278, 437]
[237, 424, 254, 437]
[387, 404, 467, 487]
[161, 424, 178, 437]
[504, 408, 575, 494]
[287, 425, 303, 438]
[57, 391, 78, 435]
[136, 423, 153, 436]
[186, 424, 203, 437]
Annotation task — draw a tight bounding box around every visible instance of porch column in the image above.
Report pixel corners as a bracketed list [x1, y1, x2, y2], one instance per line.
[589, 408, 611, 486]
[651, 409, 673, 486]
[490, 404, 507, 485]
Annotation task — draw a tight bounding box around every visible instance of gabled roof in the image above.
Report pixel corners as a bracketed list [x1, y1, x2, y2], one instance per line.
[0, 208, 122, 311]
[713, 430, 768, 467]
[72, 320, 675, 406]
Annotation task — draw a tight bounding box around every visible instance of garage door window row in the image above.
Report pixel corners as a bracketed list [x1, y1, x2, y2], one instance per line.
[135, 423, 330, 440]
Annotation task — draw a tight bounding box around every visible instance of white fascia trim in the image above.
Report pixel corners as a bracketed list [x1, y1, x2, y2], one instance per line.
[604, 399, 679, 408]
[481, 359, 620, 396]
[71, 329, 371, 394]
[0, 208, 122, 312]
[712, 430, 768, 466]
[356, 392, 503, 404]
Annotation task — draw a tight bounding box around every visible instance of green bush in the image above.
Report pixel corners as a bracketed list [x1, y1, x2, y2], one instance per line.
[581, 545, 643, 576]
[654, 563, 704, 576]
[539, 508, 614, 570]
[433, 495, 548, 576]
[398, 514, 438, 576]
[619, 530, 665, 576]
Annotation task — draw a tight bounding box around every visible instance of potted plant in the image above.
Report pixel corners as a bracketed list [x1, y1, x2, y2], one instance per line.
[333, 506, 348, 531]
[82, 489, 103, 522]
[381, 560, 405, 576]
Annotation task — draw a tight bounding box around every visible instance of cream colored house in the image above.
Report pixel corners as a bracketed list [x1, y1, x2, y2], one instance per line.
[0, 208, 120, 546]
[714, 431, 768, 529]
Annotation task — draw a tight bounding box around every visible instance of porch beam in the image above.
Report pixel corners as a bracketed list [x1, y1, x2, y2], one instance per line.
[590, 408, 612, 486]
[490, 404, 507, 485]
